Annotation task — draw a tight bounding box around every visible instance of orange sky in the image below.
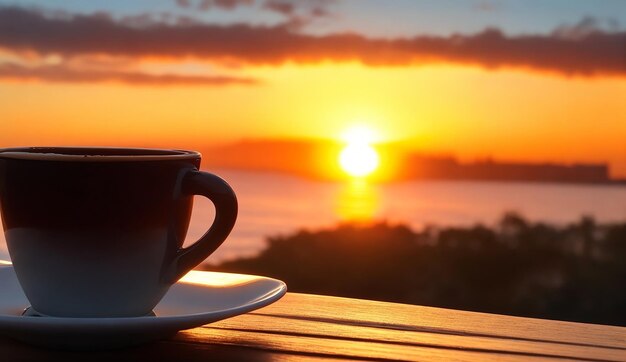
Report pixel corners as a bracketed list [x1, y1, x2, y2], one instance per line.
[2, 62, 625, 177]
[1, 4, 625, 178]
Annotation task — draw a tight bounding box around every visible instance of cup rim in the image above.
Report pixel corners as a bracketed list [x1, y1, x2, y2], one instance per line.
[0, 147, 201, 162]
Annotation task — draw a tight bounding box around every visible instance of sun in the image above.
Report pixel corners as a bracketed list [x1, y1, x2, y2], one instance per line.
[339, 127, 380, 177]
[340, 143, 379, 177]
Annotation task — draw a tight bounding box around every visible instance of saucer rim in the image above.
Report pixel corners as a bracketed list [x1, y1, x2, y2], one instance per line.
[0, 265, 287, 326]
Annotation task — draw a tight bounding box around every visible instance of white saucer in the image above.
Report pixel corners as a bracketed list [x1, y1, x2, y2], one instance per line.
[0, 264, 287, 350]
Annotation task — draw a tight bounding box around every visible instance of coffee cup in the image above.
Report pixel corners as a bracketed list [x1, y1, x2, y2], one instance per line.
[0, 147, 237, 317]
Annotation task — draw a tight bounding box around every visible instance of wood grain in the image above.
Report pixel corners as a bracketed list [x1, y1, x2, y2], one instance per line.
[262, 293, 626, 349]
[3, 292, 625, 361]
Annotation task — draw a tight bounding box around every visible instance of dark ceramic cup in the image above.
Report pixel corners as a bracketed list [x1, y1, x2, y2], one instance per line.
[0, 147, 237, 317]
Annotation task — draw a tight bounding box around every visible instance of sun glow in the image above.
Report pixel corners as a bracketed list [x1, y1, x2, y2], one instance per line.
[339, 126, 380, 177]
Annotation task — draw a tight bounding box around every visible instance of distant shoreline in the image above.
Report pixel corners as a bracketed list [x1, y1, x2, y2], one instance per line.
[198, 140, 625, 185]
[207, 165, 626, 187]
[391, 176, 626, 187]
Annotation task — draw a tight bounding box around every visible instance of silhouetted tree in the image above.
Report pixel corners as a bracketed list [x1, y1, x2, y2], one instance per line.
[209, 214, 626, 326]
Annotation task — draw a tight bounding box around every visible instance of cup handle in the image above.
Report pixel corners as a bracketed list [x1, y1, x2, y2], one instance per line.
[169, 170, 238, 282]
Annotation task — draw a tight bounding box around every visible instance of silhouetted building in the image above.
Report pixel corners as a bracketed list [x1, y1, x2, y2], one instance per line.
[404, 155, 610, 184]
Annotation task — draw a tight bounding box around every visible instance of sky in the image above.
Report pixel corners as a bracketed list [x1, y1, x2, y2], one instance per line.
[0, 0, 625, 177]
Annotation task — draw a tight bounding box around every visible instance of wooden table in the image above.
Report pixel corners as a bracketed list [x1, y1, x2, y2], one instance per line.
[2, 292, 625, 361]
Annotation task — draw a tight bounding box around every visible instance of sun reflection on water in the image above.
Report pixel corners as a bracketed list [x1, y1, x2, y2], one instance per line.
[336, 179, 380, 222]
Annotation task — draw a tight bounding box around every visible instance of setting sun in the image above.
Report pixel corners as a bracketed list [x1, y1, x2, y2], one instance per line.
[339, 127, 380, 177]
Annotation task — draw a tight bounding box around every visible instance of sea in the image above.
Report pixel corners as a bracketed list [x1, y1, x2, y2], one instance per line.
[1, 169, 625, 264]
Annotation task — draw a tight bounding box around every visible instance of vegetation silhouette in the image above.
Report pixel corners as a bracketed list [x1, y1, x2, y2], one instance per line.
[209, 213, 626, 327]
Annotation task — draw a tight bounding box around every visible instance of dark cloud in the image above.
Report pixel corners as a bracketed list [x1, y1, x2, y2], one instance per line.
[176, 0, 192, 8]
[200, 0, 254, 11]
[310, 5, 331, 18]
[175, 0, 254, 11]
[552, 16, 622, 40]
[0, 62, 259, 86]
[1, 7, 625, 77]
[263, 0, 295, 16]
[176, 0, 334, 18]
[175, 0, 335, 28]
[262, 0, 335, 29]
